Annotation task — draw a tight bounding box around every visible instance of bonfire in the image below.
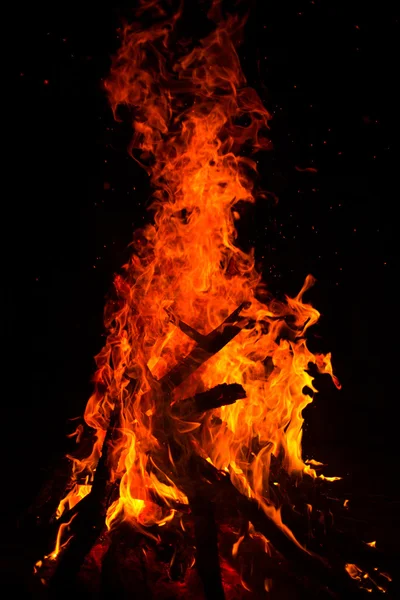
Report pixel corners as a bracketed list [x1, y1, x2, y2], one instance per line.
[32, 2, 392, 598]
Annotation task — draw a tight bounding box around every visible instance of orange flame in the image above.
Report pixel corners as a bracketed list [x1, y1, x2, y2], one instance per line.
[58, 0, 339, 539]
[46, 513, 77, 561]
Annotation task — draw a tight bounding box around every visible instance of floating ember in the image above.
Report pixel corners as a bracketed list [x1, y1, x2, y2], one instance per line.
[32, 1, 392, 598]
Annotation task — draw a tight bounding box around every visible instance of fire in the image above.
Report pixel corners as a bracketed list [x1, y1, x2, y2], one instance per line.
[56, 482, 91, 519]
[55, 0, 339, 550]
[38, 513, 77, 564]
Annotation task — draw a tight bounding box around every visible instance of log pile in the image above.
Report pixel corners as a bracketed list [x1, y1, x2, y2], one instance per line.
[27, 303, 394, 599]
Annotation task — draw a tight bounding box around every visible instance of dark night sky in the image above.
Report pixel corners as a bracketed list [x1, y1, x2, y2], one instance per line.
[6, 0, 399, 524]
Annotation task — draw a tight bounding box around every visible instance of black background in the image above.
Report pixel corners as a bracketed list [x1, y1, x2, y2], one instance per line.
[7, 0, 399, 528]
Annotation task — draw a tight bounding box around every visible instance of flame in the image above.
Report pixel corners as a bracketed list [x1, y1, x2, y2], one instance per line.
[346, 563, 390, 594]
[56, 482, 91, 519]
[56, 0, 339, 542]
[346, 563, 363, 581]
[49, 513, 77, 561]
[232, 534, 245, 558]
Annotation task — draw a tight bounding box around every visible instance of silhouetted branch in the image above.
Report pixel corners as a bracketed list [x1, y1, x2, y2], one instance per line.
[173, 383, 246, 415]
[159, 302, 251, 393]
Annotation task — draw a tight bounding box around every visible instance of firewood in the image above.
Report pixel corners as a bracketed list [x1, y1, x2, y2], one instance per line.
[165, 307, 208, 347]
[189, 495, 225, 600]
[159, 302, 251, 393]
[173, 383, 246, 415]
[48, 408, 120, 593]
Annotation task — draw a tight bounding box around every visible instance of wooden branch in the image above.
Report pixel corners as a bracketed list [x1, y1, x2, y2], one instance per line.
[165, 307, 208, 347]
[159, 302, 251, 393]
[49, 408, 120, 593]
[173, 383, 246, 416]
[148, 490, 190, 514]
[189, 495, 225, 600]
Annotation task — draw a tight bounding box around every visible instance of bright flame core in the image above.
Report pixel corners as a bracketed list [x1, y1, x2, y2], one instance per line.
[60, 1, 339, 535]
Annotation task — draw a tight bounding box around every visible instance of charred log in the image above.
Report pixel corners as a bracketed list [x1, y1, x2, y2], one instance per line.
[189, 495, 225, 600]
[174, 383, 246, 416]
[48, 408, 120, 593]
[159, 302, 251, 393]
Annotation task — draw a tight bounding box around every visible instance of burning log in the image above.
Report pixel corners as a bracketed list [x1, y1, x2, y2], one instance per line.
[189, 496, 225, 600]
[173, 383, 246, 415]
[48, 408, 120, 593]
[159, 301, 251, 394]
